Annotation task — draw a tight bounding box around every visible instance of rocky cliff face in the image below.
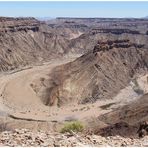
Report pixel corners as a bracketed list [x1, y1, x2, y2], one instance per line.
[38, 39, 148, 106]
[1, 17, 148, 72]
[91, 28, 140, 35]
[93, 39, 144, 52]
[0, 17, 69, 72]
[0, 17, 40, 33]
[68, 28, 148, 54]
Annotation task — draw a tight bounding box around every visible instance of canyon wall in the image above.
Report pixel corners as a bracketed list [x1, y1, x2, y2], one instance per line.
[0, 17, 69, 71]
[36, 39, 148, 106]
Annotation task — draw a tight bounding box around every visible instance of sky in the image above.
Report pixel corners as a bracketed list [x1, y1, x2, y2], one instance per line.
[0, 1, 148, 18]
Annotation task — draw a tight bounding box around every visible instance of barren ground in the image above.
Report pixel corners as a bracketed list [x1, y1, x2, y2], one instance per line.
[0, 54, 147, 130]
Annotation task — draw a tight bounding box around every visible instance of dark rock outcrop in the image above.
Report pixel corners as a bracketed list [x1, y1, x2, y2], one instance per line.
[137, 121, 148, 138]
[93, 39, 144, 53]
[91, 28, 140, 35]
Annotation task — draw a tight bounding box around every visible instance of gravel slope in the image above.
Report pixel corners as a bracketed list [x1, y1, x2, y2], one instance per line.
[0, 129, 148, 147]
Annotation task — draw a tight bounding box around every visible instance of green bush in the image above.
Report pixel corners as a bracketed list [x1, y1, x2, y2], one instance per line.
[60, 121, 84, 133]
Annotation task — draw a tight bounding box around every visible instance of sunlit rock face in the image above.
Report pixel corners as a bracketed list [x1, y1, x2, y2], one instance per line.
[0, 17, 70, 71]
[36, 38, 147, 106]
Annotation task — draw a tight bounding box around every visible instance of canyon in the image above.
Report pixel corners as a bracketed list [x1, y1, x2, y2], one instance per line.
[0, 17, 147, 146]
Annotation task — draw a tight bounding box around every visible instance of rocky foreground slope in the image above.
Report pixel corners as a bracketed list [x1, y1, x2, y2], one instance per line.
[0, 129, 148, 147]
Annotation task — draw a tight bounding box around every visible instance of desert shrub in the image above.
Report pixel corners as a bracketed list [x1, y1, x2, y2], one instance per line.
[60, 121, 84, 133]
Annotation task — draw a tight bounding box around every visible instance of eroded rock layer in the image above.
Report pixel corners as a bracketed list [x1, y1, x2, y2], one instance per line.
[38, 39, 148, 106]
[0, 17, 69, 71]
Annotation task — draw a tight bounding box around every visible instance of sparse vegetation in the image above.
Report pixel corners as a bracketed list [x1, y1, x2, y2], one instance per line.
[60, 121, 84, 133]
